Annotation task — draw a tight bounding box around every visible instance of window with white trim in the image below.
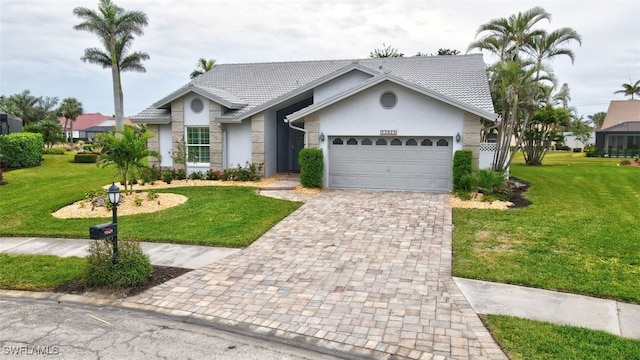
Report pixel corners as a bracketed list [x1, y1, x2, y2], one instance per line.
[186, 127, 210, 163]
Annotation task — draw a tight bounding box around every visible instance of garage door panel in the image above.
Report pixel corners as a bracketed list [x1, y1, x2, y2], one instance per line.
[329, 136, 452, 191]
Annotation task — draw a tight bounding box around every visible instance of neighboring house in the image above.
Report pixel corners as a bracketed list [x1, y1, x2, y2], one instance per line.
[595, 100, 640, 152]
[0, 113, 22, 134]
[562, 131, 595, 149]
[84, 119, 135, 141]
[131, 55, 497, 192]
[59, 113, 113, 141]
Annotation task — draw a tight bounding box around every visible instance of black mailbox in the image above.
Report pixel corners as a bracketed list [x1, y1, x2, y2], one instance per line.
[89, 222, 117, 240]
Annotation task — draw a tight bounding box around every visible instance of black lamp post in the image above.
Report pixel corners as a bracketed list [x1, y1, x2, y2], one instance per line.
[107, 183, 121, 265]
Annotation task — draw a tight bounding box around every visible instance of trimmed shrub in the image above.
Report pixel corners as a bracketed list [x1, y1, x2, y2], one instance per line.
[452, 150, 473, 191]
[572, 148, 582, 153]
[83, 240, 153, 287]
[584, 145, 598, 157]
[188, 170, 204, 180]
[138, 165, 161, 185]
[0, 132, 44, 168]
[44, 148, 66, 155]
[74, 153, 98, 163]
[221, 162, 264, 181]
[299, 148, 323, 188]
[206, 169, 223, 180]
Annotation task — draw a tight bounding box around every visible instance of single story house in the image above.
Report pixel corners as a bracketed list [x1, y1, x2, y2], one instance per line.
[0, 112, 22, 134]
[59, 113, 113, 142]
[131, 54, 497, 192]
[84, 119, 136, 141]
[595, 100, 640, 152]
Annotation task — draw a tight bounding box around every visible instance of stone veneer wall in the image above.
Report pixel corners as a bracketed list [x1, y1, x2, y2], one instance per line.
[209, 101, 223, 170]
[170, 100, 184, 169]
[146, 124, 160, 167]
[305, 114, 320, 148]
[251, 112, 265, 173]
[462, 111, 481, 168]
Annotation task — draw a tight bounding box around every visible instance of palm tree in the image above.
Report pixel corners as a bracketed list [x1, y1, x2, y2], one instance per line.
[96, 126, 160, 193]
[73, 0, 149, 132]
[190, 58, 216, 79]
[369, 43, 404, 58]
[526, 28, 582, 82]
[468, 6, 551, 61]
[8, 90, 39, 125]
[58, 98, 84, 145]
[614, 80, 640, 99]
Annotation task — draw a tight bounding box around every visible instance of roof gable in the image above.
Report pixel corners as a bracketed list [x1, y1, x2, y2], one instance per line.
[285, 74, 498, 123]
[601, 100, 640, 131]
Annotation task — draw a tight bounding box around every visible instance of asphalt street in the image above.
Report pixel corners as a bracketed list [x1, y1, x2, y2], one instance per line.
[0, 298, 338, 360]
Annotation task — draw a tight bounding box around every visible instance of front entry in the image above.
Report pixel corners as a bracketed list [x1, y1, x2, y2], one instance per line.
[276, 98, 312, 173]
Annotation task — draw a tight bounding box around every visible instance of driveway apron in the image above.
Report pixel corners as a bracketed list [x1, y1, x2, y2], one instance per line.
[123, 190, 506, 360]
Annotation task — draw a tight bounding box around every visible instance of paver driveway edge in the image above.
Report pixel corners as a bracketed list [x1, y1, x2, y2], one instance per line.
[122, 190, 508, 360]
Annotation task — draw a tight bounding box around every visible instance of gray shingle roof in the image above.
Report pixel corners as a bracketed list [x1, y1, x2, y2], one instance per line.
[131, 54, 495, 123]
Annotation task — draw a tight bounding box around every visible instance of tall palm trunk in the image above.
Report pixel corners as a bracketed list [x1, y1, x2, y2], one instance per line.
[110, 48, 124, 132]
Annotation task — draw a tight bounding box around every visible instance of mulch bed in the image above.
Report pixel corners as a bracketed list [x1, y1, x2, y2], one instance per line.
[505, 177, 532, 208]
[53, 265, 192, 298]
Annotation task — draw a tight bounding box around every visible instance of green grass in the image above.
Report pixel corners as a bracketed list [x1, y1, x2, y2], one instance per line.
[0, 254, 85, 291]
[0, 154, 301, 246]
[482, 315, 640, 360]
[453, 152, 640, 303]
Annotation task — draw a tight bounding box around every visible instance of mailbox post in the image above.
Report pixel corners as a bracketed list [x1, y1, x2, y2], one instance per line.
[107, 183, 121, 265]
[89, 183, 121, 266]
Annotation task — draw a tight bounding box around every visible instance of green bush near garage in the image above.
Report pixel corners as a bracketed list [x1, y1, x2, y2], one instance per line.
[299, 148, 324, 188]
[452, 149, 473, 191]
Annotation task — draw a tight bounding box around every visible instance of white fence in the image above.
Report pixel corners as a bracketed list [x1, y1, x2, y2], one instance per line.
[479, 142, 497, 170]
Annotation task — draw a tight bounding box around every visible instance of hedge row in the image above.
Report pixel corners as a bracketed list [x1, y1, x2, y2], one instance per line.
[0, 133, 44, 168]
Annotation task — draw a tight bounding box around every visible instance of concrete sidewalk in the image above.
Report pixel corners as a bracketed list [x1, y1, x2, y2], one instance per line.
[0, 237, 240, 269]
[454, 277, 640, 339]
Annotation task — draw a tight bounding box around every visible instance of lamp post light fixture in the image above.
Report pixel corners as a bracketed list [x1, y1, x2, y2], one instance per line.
[107, 183, 121, 265]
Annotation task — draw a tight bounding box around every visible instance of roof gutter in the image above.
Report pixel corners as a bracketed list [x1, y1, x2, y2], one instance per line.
[287, 120, 308, 149]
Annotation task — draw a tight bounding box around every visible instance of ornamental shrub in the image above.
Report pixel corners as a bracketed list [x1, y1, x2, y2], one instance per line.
[299, 148, 323, 188]
[476, 169, 506, 195]
[83, 240, 152, 288]
[0, 132, 44, 168]
[452, 150, 473, 191]
[74, 153, 98, 163]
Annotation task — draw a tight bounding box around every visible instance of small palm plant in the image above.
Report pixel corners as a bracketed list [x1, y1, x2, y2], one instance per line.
[96, 126, 160, 193]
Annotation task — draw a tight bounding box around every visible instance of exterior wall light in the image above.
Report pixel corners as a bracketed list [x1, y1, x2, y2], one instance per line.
[456, 133, 461, 143]
[319, 132, 325, 142]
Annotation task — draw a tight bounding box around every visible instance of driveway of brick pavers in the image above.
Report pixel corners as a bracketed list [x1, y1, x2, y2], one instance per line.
[123, 190, 506, 360]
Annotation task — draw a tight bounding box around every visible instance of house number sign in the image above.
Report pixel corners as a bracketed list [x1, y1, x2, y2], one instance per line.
[380, 130, 397, 135]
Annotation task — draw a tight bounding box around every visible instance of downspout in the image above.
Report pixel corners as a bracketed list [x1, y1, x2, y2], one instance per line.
[287, 117, 308, 148]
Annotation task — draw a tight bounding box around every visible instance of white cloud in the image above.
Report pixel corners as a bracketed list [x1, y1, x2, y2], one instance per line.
[1, 0, 638, 117]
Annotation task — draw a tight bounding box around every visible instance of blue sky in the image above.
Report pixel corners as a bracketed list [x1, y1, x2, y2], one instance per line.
[1, 0, 638, 119]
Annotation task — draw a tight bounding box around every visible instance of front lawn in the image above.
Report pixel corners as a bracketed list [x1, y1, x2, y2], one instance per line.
[0, 254, 85, 291]
[453, 152, 640, 303]
[0, 154, 301, 246]
[483, 315, 640, 360]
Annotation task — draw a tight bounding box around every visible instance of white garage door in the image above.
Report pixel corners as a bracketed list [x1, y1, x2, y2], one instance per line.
[329, 136, 453, 191]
